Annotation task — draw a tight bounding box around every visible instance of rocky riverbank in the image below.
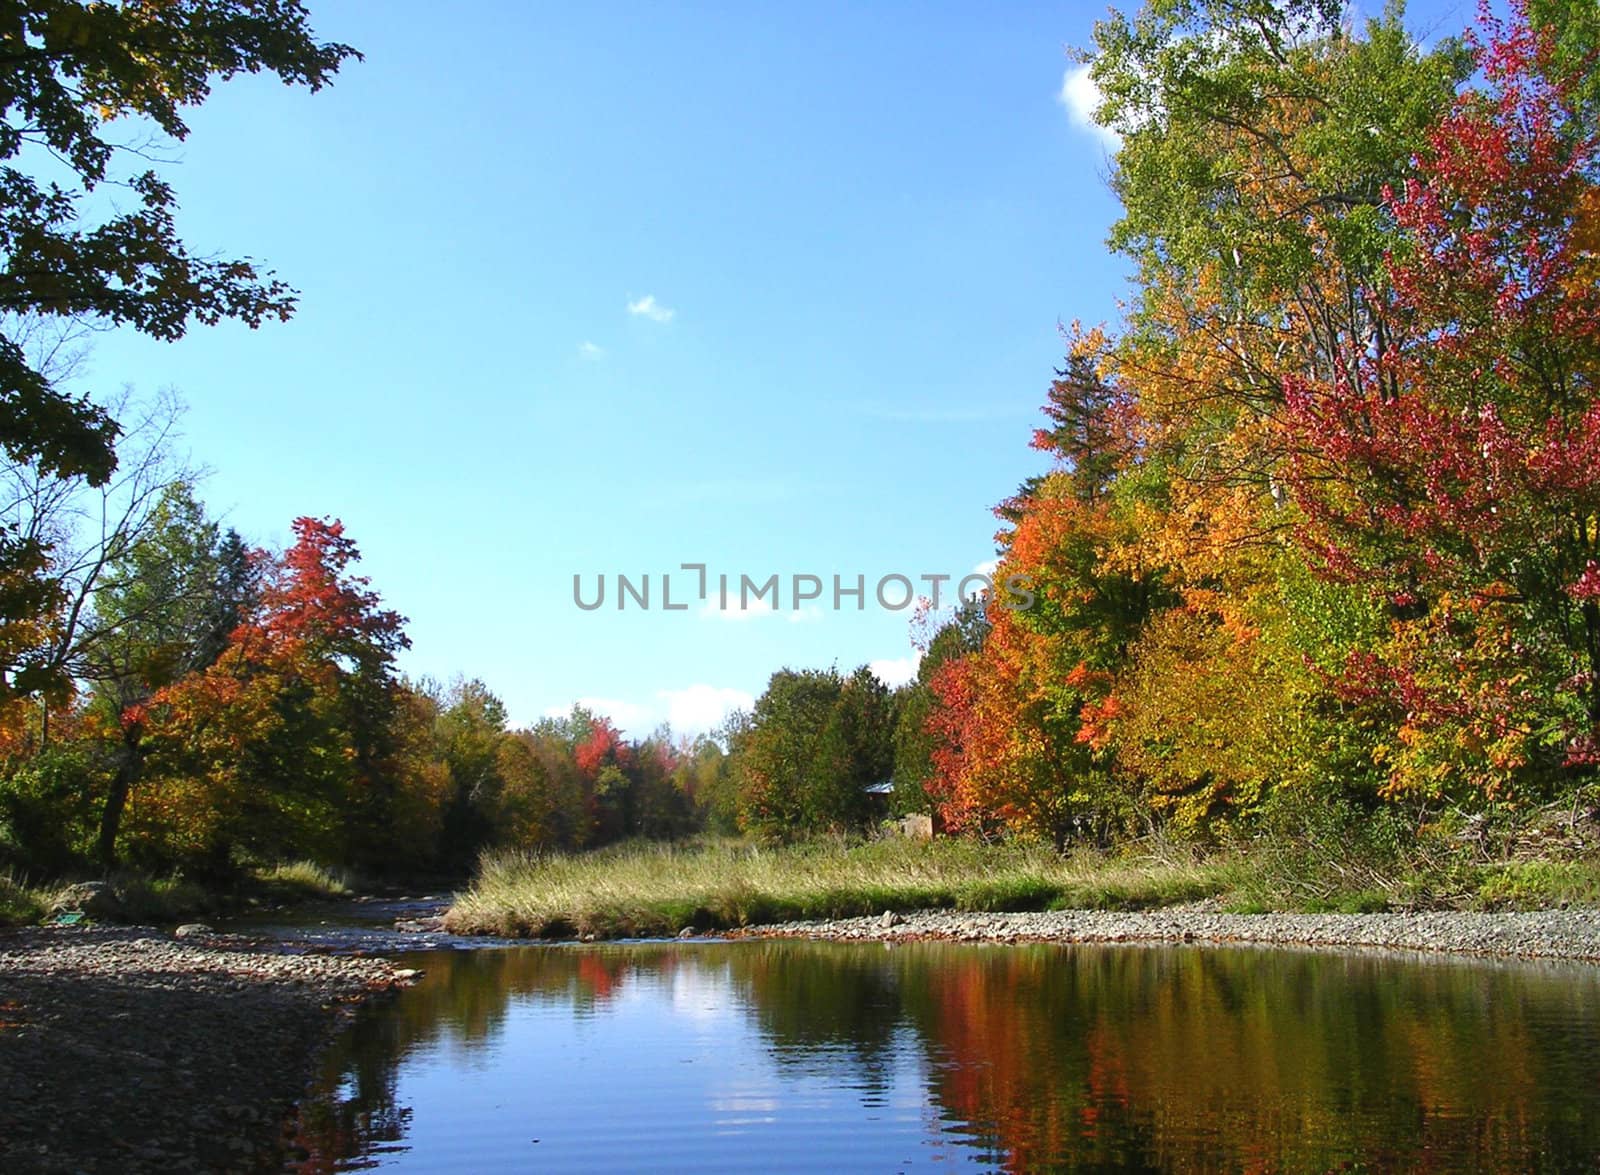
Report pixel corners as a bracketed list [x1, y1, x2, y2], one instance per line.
[0, 926, 419, 1174]
[735, 904, 1600, 961]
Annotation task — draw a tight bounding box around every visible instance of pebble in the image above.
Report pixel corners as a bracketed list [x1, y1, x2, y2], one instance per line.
[0, 927, 411, 1174]
[736, 907, 1600, 962]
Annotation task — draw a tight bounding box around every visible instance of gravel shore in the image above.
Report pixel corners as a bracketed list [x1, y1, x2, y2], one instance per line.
[737, 905, 1600, 961]
[0, 927, 417, 1174]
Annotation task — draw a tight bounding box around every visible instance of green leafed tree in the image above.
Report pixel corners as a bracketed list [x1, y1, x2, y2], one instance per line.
[0, 1, 356, 710]
[733, 666, 895, 840]
[433, 676, 509, 867]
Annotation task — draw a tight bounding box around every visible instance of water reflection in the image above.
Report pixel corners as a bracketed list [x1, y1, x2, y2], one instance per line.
[290, 941, 1600, 1172]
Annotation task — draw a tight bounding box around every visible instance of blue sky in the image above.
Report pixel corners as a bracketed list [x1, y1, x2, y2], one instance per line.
[83, 0, 1475, 736]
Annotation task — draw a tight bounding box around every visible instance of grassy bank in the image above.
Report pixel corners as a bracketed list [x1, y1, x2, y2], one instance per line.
[444, 829, 1600, 939]
[445, 838, 1230, 938]
[0, 871, 54, 926]
[0, 860, 356, 929]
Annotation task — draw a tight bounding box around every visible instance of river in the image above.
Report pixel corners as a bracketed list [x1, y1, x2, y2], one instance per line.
[276, 927, 1600, 1172]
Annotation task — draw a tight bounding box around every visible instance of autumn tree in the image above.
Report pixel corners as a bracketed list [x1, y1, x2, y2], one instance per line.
[266, 517, 412, 866]
[117, 517, 414, 873]
[1110, 562, 1358, 831]
[893, 596, 989, 815]
[83, 481, 256, 863]
[523, 707, 607, 849]
[1284, 4, 1600, 802]
[1086, 0, 1469, 604]
[926, 0, 1479, 845]
[930, 466, 1170, 848]
[573, 714, 633, 842]
[494, 728, 560, 848]
[1092, 0, 1468, 394]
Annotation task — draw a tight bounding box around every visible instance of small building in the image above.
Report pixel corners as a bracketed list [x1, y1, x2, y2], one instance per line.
[863, 780, 936, 840]
[864, 780, 895, 821]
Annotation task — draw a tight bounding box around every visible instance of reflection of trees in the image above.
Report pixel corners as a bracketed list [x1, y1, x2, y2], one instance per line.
[287, 942, 1600, 1173]
[289, 947, 654, 1171]
[890, 945, 1600, 1172]
[736, 941, 902, 1086]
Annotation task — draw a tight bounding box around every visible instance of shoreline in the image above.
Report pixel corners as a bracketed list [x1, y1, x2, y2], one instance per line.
[728, 905, 1600, 963]
[0, 926, 418, 1174]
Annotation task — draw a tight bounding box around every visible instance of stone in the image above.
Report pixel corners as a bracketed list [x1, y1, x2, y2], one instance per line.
[896, 813, 935, 841]
[393, 916, 445, 933]
[49, 881, 122, 919]
[879, 910, 901, 929]
[174, 923, 214, 938]
[678, 927, 695, 939]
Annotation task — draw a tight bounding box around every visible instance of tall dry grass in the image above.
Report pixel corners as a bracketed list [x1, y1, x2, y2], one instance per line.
[443, 837, 1229, 937]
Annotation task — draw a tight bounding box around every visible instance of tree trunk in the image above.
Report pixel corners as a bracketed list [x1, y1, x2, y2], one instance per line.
[1582, 599, 1600, 730]
[96, 724, 144, 867]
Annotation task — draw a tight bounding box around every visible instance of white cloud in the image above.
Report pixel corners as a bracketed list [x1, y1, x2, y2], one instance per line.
[1058, 64, 1121, 149]
[670, 963, 737, 1028]
[660, 684, 753, 734]
[698, 598, 769, 623]
[541, 684, 752, 738]
[627, 294, 675, 323]
[578, 340, 605, 360]
[869, 654, 922, 689]
[972, 558, 999, 578]
[542, 696, 654, 730]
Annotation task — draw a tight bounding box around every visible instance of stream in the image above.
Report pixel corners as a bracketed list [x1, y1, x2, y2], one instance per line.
[244, 900, 1600, 1172]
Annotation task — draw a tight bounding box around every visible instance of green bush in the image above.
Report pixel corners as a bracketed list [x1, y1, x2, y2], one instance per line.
[1477, 859, 1600, 909]
[1219, 793, 1485, 912]
[0, 746, 103, 875]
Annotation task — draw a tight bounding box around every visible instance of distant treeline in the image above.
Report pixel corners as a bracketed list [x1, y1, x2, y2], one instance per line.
[0, 477, 942, 876]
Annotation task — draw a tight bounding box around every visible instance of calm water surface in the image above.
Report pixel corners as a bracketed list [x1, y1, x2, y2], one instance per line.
[289, 940, 1600, 1172]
